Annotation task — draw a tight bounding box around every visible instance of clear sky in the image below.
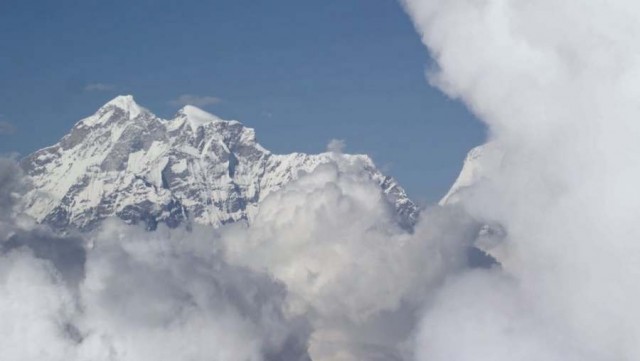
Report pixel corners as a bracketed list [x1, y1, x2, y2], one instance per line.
[0, 0, 486, 203]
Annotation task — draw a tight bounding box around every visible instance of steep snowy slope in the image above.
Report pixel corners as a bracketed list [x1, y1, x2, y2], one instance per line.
[439, 142, 503, 205]
[439, 142, 505, 266]
[21, 95, 418, 231]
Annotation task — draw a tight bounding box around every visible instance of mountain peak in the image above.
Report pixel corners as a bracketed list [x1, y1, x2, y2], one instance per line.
[99, 94, 144, 117]
[77, 95, 148, 128]
[102, 94, 137, 109]
[439, 142, 502, 205]
[175, 105, 223, 132]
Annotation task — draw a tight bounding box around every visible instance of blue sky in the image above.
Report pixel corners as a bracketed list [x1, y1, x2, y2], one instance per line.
[0, 0, 486, 203]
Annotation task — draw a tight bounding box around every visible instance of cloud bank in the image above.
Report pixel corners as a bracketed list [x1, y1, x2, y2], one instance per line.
[0, 159, 310, 361]
[223, 154, 479, 359]
[0, 152, 483, 360]
[402, 0, 640, 359]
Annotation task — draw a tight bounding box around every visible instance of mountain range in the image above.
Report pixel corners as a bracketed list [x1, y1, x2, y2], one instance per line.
[20, 95, 420, 232]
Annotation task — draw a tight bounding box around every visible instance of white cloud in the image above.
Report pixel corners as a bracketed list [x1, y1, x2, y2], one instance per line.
[75, 221, 309, 361]
[0, 249, 78, 361]
[169, 94, 221, 107]
[222, 153, 477, 360]
[0, 152, 480, 361]
[403, 0, 640, 359]
[84, 83, 116, 92]
[327, 139, 346, 153]
[0, 120, 16, 135]
[0, 158, 310, 361]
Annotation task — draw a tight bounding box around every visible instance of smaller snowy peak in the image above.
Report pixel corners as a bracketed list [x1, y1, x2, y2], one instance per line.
[99, 94, 145, 118]
[103, 94, 136, 108]
[80, 95, 148, 128]
[439, 142, 503, 205]
[175, 105, 223, 132]
[169, 105, 266, 153]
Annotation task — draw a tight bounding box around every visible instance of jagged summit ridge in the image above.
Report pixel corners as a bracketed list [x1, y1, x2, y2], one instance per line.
[21, 96, 418, 231]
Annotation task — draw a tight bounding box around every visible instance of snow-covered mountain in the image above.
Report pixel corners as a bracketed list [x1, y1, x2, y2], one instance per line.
[21, 95, 418, 231]
[439, 142, 502, 206]
[439, 142, 504, 266]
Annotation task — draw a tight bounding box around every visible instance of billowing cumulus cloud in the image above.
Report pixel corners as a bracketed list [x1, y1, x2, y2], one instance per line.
[222, 153, 478, 360]
[76, 222, 310, 361]
[0, 148, 482, 361]
[0, 250, 78, 361]
[0, 159, 311, 361]
[402, 0, 640, 359]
